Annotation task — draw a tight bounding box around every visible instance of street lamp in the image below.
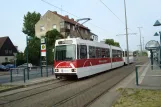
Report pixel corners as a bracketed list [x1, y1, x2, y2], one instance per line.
[26, 36, 33, 80]
[13, 52, 17, 68]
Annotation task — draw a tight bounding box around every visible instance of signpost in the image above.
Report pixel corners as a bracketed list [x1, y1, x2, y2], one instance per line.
[40, 37, 48, 77]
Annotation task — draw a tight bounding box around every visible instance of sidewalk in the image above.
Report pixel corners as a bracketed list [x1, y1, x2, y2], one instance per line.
[90, 61, 161, 107]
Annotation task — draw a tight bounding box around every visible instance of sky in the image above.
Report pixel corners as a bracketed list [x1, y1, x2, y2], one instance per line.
[0, 0, 161, 52]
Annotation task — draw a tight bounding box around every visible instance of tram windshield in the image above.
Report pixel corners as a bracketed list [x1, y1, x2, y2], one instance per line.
[55, 45, 76, 61]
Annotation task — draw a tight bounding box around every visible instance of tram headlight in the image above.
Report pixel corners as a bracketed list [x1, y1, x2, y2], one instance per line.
[55, 69, 59, 72]
[71, 69, 76, 72]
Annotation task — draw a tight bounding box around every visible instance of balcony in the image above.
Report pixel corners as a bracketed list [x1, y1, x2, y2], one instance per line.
[60, 28, 70, 32]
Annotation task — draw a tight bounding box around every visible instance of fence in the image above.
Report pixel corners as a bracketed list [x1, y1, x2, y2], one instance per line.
[8, 66, 54, 83]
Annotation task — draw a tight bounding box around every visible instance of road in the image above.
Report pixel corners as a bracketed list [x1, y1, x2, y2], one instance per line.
[0, 57, 148, 107]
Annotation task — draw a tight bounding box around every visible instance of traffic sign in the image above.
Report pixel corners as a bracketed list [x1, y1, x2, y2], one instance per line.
[41, 44, 46, 56]
[41, 38, 46, 44]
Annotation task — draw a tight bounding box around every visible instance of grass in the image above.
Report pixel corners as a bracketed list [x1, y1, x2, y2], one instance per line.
[112, 88, 161, 107]
[0, 85, 16, 91]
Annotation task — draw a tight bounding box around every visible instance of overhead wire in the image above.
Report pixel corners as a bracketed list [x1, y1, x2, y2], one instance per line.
[41, 0, 109, 33]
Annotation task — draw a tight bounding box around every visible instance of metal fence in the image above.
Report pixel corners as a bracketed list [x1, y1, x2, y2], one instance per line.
[0, 67, 54, 84]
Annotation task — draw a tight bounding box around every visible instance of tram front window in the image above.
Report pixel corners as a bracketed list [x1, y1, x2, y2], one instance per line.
[55, 45, 76, 61]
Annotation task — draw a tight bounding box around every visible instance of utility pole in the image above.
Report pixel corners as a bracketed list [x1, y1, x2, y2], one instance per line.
[142, 37, 144, 51]
[138, 27, 143, 56]
[124, 0, 129, 65]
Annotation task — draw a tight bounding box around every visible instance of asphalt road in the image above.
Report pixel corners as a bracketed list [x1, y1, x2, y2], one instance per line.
[0, 57, 148, 107]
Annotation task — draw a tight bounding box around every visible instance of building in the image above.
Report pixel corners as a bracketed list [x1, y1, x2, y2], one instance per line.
[0, 37, 18, 64]
[35, 10, 95, 40]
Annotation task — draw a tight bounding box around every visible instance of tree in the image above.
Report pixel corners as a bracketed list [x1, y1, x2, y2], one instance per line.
[46, 29, 63, 64]
[22, 11, 41, 37]
[16, 52, 26, 66]
[104, 39, 120, 47]
[24, 37, 40, 65]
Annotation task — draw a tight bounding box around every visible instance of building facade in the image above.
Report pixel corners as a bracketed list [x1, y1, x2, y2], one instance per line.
[0, 37, 18, 64]
[35, 10, 96, 40]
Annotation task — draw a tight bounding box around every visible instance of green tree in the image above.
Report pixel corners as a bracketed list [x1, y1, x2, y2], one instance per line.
[22, 11, 41, 37]
[24, 37, 40, 65]
[105, 39, 115, 45]
[16, 52, 26, 66]
[105, 39, 120, 47]
[114, 42, 120, 47]
[46, 29, 63, 64]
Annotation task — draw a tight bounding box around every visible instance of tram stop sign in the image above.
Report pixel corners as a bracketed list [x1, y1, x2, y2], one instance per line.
[41, 44, 46, 56]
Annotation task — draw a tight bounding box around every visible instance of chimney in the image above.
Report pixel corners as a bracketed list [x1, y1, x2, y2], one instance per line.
[53, 11, 57, 14]
[65, 15, 69, 18]
[71, 18, 74, 21]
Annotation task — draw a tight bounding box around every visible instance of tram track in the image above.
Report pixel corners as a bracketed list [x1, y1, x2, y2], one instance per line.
[0, 59, 148, 107]
[53, 60, 147, 107]
[0, 79, 76, 105]
[53, 63, 136, 107]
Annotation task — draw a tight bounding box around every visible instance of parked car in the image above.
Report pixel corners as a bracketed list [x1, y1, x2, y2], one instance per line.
[0, 65, 9, 71]
[5, 64, 15, 69]
[17, 63, 33, 70]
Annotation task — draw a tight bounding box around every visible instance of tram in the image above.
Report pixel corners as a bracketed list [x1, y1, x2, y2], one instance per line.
[122, 50, 134, 65]
[54, 38, 125, 79]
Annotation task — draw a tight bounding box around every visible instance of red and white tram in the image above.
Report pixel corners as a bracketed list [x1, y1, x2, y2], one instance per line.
[54, 38, 124, 79]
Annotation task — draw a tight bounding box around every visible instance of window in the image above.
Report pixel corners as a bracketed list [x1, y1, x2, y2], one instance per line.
[89, 46, 96, 58]
[96, 47, 102, 58]
[9, 50, 12, 54]
[79, 45, 87, 59]
[73, 26, 75, 31]
[53, 24, 57, 29]
[67, 24, 70, 29]
[117, 50, 122, 58]
[105, 48, 110, 57]
[102, 48, 105, 58]
[40, 26, 45, 32]
[55, 45, 76, 61]
[5, 50, 8, 54]
[112, 50, 117, 57]
[60, 22, 64, 28]
[77, 45, 80, 59]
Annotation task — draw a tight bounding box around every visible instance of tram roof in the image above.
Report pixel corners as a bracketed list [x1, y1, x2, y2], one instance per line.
[55, 38, 122, 50]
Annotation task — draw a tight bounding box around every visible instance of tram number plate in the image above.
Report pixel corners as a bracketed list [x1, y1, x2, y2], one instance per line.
[61, 69, 68, 73]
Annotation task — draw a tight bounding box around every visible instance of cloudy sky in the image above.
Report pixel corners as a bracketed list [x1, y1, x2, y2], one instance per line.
[0, 0, 161, 51]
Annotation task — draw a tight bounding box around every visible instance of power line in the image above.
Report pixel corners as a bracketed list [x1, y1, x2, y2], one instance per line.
[41, 0, 109, 33]
[99, 0, 124, 24]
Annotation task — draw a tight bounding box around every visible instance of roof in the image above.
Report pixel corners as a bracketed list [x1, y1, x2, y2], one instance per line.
[51, 11, 89, 30]
[0, 36, 8, 49]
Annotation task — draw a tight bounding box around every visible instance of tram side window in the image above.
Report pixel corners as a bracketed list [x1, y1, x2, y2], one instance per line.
[102, 48, 105, 58]
[80, 45, 87, 59]
[105, 48, 110, 57]
[117, 50, 122, 58]
[96, 47, 102, 58]
[112, 50, 117, 57]
[77, 45, 80, 59]
[89, 46, 96, 58]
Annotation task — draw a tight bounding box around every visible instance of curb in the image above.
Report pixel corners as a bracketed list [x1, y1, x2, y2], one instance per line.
[24, 77, 56, 87]
[0, 85, 24, 93]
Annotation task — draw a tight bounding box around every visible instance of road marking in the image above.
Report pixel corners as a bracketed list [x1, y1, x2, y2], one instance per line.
[139, 64, 149, 84]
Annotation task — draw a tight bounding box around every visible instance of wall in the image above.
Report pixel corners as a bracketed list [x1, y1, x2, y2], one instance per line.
[35, 10, 64, 38]
[0, 56, 14, 64]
